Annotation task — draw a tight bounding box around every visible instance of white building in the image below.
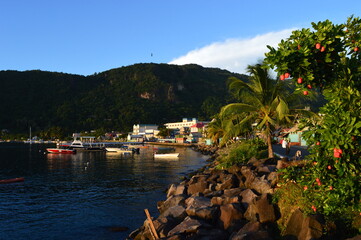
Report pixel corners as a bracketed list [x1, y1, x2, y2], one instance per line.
[165, 118, 199, 129]
[133, 124, 158, 135]
[128, 124, 159, 141]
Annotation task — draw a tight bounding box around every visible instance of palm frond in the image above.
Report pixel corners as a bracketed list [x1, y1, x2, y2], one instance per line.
[220, 103, 258, 118]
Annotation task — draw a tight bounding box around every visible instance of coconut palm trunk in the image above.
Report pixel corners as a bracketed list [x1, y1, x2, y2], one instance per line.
[266, 128, 274, 158]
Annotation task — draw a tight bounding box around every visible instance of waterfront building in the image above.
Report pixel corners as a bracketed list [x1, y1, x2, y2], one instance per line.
[128, 124, 159, 141]
[165, 118, 210, 130]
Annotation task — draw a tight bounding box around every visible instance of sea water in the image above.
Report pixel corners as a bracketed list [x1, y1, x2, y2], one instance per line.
[0, 143, 207, 240]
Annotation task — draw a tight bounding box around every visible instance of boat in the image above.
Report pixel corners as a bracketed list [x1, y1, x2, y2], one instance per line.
[0, 177, 25, 184]
[46, 148, 76, 154]
[153, 147, 175, 151]
[59, 135, 105, 152]
[154, 153, 179, 158]
[105, 147, 134, 154]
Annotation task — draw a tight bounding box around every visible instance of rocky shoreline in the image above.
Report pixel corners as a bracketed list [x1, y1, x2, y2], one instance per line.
[127, 145, 360, 240]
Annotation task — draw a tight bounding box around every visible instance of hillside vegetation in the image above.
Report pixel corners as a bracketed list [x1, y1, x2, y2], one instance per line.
[0, 63, 248, 136]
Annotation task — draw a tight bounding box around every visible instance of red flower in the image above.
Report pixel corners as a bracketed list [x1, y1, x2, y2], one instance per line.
[312, 205, 317, 212]
[334, 148, 342, 158]
[304, 186, 308, 190]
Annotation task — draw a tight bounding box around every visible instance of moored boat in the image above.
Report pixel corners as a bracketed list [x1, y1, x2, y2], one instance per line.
[59, 134, 105, 152]
[46, 148, 76, 154]
[154, 153, 179, 158]
[105, 147, 133, 154]
[0, 177, 25, 184]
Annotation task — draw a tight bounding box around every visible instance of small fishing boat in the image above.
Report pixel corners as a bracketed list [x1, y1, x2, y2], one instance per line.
[154, 153, 179, 158]
[0, 177, 25, 184]
[105, 147, 133, 154]
[46, 148, 76, 154]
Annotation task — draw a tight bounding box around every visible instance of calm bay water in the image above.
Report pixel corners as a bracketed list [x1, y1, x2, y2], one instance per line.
[0, 143, 208, 240]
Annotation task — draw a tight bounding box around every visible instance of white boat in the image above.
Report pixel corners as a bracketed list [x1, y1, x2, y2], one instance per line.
[154, 153, 179, 158]
[105, 147, 133, 154]
[60, 135, 105, 152]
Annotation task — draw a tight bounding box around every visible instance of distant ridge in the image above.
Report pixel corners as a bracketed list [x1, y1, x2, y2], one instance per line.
[0, 63, 248, 135]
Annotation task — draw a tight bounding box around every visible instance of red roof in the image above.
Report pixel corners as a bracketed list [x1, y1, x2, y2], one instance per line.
[191, 123, 205, 128]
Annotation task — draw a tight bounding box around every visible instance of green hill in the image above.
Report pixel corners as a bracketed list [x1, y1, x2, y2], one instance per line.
[0, 63, 248, 136]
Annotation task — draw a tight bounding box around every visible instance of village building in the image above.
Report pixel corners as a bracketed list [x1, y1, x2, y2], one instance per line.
[165, 118, 209, 143]
[127, 124, 159, 141]
[165, 118, 209, 130]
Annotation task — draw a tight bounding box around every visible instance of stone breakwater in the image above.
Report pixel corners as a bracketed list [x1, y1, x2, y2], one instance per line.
[127, 147, 359, 240]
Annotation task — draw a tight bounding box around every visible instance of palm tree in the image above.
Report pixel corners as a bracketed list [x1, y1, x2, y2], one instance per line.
[206, 114, 249, 147]
[206, 116, 225, 146]
[220, 63, 307, 158]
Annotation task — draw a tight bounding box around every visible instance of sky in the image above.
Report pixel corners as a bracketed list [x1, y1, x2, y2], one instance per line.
[0, 0, 360, 76]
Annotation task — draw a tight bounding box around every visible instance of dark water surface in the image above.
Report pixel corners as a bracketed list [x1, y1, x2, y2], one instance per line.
[0, 143, 208, 240]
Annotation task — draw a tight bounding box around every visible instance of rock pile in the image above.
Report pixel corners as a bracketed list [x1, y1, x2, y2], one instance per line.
[127, 157, 359, 240]
[191, 145, 218, 156]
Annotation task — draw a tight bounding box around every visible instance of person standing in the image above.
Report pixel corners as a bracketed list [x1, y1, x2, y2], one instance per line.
[286, 138, 291, 155]
[282, 135, 290, 155]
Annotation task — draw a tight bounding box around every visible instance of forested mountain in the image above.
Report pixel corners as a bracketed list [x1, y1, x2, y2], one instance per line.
[0, 63, 248, 136]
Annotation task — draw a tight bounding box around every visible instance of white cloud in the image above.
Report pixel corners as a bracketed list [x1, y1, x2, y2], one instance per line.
[169, 28, 295, 74]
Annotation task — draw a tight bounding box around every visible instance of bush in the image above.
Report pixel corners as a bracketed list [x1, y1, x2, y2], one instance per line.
[216, 138, 267, 169]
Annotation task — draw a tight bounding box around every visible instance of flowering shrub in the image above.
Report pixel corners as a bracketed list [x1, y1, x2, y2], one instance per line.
[265, 16, 361, 227]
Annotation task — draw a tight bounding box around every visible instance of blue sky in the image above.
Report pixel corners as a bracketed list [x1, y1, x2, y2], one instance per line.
[0, 0, 360, 76]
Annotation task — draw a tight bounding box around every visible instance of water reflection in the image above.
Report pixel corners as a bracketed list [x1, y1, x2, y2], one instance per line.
[0, 143, 207, 240]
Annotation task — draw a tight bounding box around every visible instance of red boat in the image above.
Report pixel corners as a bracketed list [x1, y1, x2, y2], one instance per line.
[46, 148, 76, 154]
[0, 177, 25, 184]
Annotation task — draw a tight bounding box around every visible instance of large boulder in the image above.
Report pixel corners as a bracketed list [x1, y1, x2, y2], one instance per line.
[242, 166, 273, 194]
[186, 205, 219, 221]
[153, 216, 179, 238]
[244, 203, 258, 222]
[187, 180, 209, 195]
[188, 174, 209, 185]
[167, 184, 187, 198]
[230, 221, 273, 240]
[185, 196, 212, 209]
[167, 216, 212, 236]
[254, 194, 277, 223]
[223, 188, 243, 197]
[218, 203, 245, 231]
[240, 189, 259, 208]
[256, 165, 272, 174]
[158, 194, 187, 214]
[244, 193, 277, 223]
[204, 189, 223, 198]
[283, 208, 324, 240]
[159, 205, 187, 222]
[211, 196, 240, 206]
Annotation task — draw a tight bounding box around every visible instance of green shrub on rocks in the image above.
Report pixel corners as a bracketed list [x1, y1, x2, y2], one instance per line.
[216, 138, 267, 169]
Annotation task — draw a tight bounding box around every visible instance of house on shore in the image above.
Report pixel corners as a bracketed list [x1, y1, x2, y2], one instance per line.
[127, 124, 159, 141]
[278, 125, 307, 146]
[165, 118, 210, 143]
